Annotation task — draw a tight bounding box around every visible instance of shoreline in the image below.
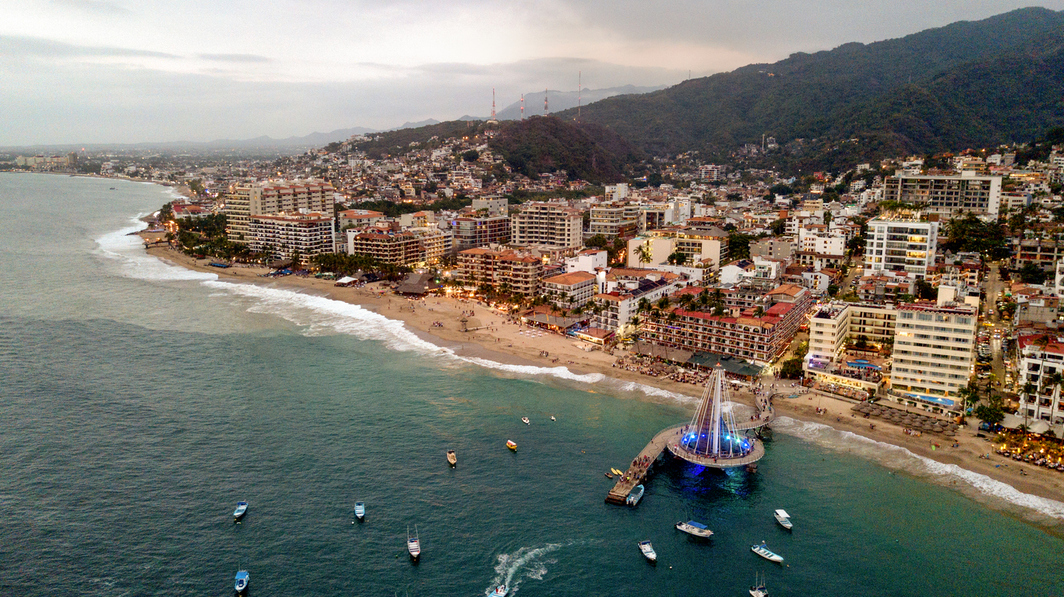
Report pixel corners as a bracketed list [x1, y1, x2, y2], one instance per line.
[142, 243, 1064, 518]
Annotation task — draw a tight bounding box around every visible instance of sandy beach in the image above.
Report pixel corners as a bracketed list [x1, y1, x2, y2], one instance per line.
[144, 243, 1064, 507]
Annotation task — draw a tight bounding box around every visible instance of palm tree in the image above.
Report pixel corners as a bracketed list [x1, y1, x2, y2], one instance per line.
[635, 241, 653, 266]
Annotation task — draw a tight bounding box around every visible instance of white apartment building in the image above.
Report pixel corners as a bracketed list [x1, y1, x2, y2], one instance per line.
[510, 202, 583, 248]
[604, 183, 629, 201]
[588, 203, 640, 237]
[889, 292, 978, 414]
[1016, 334, 1064, 426]
[628, 230, 726, 271]
[883, 172, 1002, 218]
[864, 212, 939, 279]
[542, 271, 598, 310]
[248, 213, 335, 264]
[226, 180, 335, 242]
[565, 249, 608, 273]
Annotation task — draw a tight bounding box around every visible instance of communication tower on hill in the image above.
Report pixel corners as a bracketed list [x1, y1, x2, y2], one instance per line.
[487, 88, 498, 124]
[520, 95, 524, 119]
[544, 89, 548, 115]
[577, 71, 581, 121]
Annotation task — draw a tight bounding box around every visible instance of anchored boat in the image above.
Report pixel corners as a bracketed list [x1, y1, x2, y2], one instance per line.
[638, 540, 657, 564]
[675, 520, 714, 538]
[626, 484, 644, 507]
[354, 502, 365, 521]
[773, 509, 792, 531]
[749, 572, 768, 597]
[233, 501, 248, 521]
[506, 440, 517, 451]
[446, 449, 457, 467]
[751, 541, 783, 563]
[407, 525, 421, 562]
[521, 417, 530, 425]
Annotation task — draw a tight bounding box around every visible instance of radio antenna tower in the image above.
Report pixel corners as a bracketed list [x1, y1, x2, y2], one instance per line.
[491, 87, 496, 121]
[520, 94, 524, 119]
[544, 88, 548, 115]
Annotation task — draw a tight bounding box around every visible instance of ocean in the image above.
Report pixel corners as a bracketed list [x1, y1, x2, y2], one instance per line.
[1, 172, 1062, 597]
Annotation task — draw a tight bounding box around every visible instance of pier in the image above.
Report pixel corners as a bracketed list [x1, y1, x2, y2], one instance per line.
[605, 366, 775, 505]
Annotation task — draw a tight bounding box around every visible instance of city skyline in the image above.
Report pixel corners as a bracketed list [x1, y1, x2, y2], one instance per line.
[2, 1, 1063, 145]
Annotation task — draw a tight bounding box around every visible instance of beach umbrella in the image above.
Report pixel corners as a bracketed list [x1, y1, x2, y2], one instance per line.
[945, 430, 956, 437]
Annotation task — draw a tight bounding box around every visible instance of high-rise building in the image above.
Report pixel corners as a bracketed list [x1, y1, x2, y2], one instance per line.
[248, 213, 335, 264]
[883, 172, 1001, 218]
[864, 212, 938, 279]
[889, 294, 977, 413]
[510, 202, 583, 248]
[226, 180, 335, 242]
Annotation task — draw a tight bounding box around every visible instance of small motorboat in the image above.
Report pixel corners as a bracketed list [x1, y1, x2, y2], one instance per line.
[446, 449, 457, 467]
[407, 525, 421, 562]
[233, 501, 248, 521]
[749, 572, 768, 597]
[550, 416, 556, 421]
[490, 584, 509, 596]
[506, 440, 517, 451]
[354, 502, 365, 521]
[234, 570, 249, 594]
[751, 541, 783, 563]
[674, 520, 714, 538]
[626, 484, 644, 507]
[638, 540, 657, 564]
[774, 509, 793, 531]
[604, 472, 614, 479]
[521, 417, 530, 425]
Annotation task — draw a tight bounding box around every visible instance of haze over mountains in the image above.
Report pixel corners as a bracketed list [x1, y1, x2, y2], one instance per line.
[556, 7, 1064, 165]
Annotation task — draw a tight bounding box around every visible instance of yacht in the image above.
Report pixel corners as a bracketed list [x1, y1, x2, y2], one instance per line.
[234, 570, 249, 594]
[626, 484, 644, 507]
[749, 572, 768, 597]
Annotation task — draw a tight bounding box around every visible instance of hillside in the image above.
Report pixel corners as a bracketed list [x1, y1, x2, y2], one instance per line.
[487, 117, 644, 183]
[560, 7, 1064, 164]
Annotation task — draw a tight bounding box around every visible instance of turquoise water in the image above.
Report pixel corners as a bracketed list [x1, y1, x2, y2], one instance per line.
[2, 173, 1063, 596]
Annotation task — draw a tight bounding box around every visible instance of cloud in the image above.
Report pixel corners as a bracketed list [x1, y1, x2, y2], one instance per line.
[198, 53, 271, 63]
[0, 35, 176, 60]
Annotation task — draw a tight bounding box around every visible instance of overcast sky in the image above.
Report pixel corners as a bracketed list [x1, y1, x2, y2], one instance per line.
[2, 0, 1062, 146]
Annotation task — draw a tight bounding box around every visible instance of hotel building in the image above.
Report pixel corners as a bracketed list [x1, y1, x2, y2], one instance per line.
[864, 212, 938, 279]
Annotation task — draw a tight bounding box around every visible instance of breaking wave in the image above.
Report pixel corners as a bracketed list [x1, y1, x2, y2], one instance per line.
[773, 416, 1064, 523]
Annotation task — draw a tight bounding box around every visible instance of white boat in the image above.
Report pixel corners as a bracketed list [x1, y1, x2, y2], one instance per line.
[674, 520, 714, 538]
[490, 584, 509, 596]
[354, 502, 365, 521]
[751, 542, 783, 563]
[626, 484, 644, 507]
[233, 501, 248, 521]
[773, 509, 792, 530]
[234, 570, 249, 594]
[638, 540, 657, 564]
[550, 416, 556, 421]
[521, 417, 530, 425]
[407, 525, 421, 562]
[749, 572, 768, 597]
[446, 449, 457, 466]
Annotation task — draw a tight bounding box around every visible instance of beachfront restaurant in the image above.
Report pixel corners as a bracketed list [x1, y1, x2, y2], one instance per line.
[803, 351, 886, 401]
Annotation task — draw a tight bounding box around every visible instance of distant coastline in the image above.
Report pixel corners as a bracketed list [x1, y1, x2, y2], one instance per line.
[140, 241, 1064, 521]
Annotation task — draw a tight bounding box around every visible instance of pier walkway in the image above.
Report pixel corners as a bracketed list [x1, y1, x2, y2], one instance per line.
[605, 425, 684, 505]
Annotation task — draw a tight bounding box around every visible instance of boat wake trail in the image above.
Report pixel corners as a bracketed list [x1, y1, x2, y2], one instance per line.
[487, 543, 562, 595]
[773, 416, 1064, 524]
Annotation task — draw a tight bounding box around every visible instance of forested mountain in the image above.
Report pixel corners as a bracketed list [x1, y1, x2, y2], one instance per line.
[558, 7, 1064, 165]
[487, 117, 643, 183]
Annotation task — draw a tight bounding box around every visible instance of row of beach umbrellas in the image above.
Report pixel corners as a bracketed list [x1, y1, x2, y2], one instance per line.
[852, 403, 959, 436]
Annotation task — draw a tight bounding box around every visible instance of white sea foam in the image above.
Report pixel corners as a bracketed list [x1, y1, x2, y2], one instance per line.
[488, 543, 563, 595]
[96, 218, 217, 282]
[773, 416, 1064, 522]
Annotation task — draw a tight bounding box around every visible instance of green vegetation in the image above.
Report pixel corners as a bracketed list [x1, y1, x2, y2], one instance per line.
[354, 195, 473, 217]
[727, 232, 756, 261]
[779, 358, 803, 379]
[487, 116, 644, 184]
[558, 8, 1064, 167]
[939, 214, 1009, 259]
[171, 214, 248, 260]
[311, 253, 412, 280]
